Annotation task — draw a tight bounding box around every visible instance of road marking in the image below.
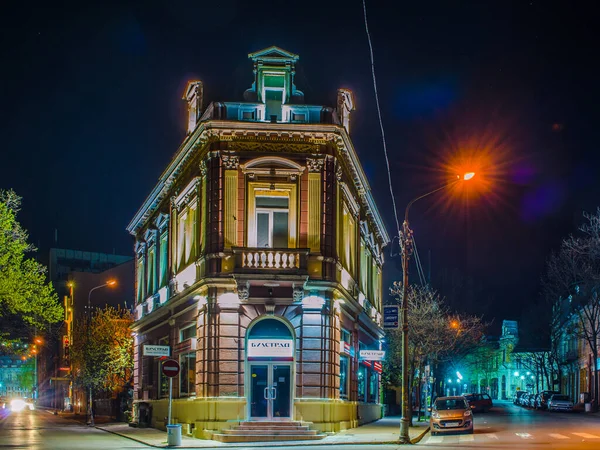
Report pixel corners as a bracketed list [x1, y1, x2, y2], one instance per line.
[549, 434, 570, 440]
[427, 436, 443, 444]
[485, 433, 499, 440]
[459, 435, 474, 442]
[516, 433, 533, 439]
[572, 433, 600, 439]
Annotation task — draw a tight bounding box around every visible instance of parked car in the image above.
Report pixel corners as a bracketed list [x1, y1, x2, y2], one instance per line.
[464, 393, 493, 412]
[536, 391, 561, 410]
[526, 393, 537, 408]
[548, 394, 574, 412]
[513, 390, 528, 405]
[429, 396, 474, 435]
[519, 392, 530, 407]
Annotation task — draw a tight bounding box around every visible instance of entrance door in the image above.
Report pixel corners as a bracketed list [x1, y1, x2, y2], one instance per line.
[249, 363, 291, 419]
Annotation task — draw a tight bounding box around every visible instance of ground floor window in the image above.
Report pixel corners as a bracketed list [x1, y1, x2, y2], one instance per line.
[340, 355, 349, 399]
[358, 365, 367, 402]
[180, 352, 196, 396]
[157, 336, 169, 398]
[368, 368, 378, 403]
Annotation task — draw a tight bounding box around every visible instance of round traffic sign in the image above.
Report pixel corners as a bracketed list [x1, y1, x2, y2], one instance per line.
[162, 359, 180, 378]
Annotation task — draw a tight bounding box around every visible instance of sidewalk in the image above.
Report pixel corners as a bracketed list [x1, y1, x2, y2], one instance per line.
[96, 416, 429, 448]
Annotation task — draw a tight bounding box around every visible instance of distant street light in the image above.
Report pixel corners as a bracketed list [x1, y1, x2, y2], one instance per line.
[86, 280, 117, 426]
[398, 173, 474, 444]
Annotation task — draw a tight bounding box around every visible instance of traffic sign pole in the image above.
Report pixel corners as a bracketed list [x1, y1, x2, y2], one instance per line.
[168, 377, 173, 426]
[161, 359, 180, 427]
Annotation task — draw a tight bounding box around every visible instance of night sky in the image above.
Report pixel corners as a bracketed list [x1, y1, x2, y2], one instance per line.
[2, 1, 598, 331]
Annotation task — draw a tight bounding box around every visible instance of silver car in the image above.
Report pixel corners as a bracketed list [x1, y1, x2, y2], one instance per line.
[430, 396, 474, 435]
[547, 394, 573, 412]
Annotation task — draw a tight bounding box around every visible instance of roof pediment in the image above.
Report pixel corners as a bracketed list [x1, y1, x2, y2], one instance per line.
[248, 46, 299, 62]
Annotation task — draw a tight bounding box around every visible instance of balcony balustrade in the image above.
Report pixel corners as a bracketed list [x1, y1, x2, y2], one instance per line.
[232, 247, 309, 273]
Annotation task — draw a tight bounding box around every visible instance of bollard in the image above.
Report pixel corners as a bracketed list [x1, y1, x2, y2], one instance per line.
[167, 424, 182, 446]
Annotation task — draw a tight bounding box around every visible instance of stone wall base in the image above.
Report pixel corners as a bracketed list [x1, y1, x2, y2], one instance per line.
[138, 397, 381, 437]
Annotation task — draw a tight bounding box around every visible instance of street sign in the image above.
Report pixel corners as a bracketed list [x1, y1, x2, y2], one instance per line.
[359, 350, 386, 361]
[162, 359, 180, 378]
[383, 305, 399, 329]
[143, 345, 170, 357]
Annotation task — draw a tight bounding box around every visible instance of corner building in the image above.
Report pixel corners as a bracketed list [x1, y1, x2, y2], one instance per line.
[127, 47, 389, 438]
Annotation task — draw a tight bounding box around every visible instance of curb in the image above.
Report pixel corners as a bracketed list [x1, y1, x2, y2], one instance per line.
[93, 427, 430, 449]
[410, 426, 430, 444]
[95, 425, 164, 448]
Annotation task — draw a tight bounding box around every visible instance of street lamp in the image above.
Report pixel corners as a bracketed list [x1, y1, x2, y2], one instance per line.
[398, 173, 474, 444]
[86, 279, 117, 426]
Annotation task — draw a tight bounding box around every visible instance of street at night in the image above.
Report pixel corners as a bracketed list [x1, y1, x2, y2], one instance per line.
[2, 403, 600, 449]
[0, 409, 146, 449]
[2, 1, 600, 448]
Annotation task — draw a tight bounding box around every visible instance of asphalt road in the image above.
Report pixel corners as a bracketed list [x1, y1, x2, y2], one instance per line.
[418, 400, 600, 449]
[0, 408, 147, 449]
[1, 401, 599, 449]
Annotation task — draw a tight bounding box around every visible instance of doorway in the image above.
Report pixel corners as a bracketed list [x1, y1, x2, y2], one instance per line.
[249, 363, 291, 419]
[246, 317, 294, 421]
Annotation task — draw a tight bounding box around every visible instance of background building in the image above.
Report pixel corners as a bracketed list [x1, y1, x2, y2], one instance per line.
[37, 248, 134, 411]
[128, 46, 389, 440]
[0, 356, 34, 400]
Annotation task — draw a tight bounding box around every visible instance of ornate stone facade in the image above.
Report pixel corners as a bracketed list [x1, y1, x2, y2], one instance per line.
[127, 46, 389, 439]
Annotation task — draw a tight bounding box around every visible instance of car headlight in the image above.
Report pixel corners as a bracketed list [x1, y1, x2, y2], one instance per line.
[431, 411, 440, 419]
[464, 410, 472, 417]
[10, 399, 26, 412]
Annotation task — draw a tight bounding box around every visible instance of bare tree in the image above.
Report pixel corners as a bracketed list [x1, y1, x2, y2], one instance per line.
[386, 284, 485, 423]
[543, 208, 600, 410]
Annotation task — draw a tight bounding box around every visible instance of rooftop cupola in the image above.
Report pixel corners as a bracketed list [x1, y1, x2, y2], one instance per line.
[243, 46, 304, 121]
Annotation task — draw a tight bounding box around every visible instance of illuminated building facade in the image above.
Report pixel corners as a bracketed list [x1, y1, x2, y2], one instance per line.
[127, 47, 389, 438]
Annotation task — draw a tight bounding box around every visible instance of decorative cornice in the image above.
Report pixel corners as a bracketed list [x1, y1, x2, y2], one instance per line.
[127, 122, 390, 246]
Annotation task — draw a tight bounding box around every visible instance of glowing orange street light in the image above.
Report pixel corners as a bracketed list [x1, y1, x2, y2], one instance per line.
[107, 279, 117, 287]
[463, 172, 475, 181]
[34, 338, 43, 345]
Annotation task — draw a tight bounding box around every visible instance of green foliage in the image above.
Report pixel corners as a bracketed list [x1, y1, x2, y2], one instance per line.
[71, 306, 134, 394]
[0, 190, 63, 334]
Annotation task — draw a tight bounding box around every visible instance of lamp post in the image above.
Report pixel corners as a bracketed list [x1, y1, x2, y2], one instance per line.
[86, 280, 116, 426]
[398, 173, 474, 444]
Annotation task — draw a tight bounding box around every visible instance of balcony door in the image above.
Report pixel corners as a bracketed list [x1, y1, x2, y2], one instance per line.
[256, 196, 288, 248]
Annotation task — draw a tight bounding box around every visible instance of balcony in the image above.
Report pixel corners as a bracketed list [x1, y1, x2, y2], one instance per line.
[232, 247, 309, 274]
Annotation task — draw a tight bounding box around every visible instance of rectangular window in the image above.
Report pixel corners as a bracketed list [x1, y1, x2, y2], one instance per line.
[136, 256, 145, 302]
[341, 205, 356, 275]
[292, 113, 306, 122]
[158, 336, 170, 398]
[358, 365, 367, 402]
[242, 110, 255, 120]
[340, 355, 349, 399]
[179, 324, 197, 342]
[177, 210, 187, 269]
[159, 232, 168, 288]
[180, 352, 196, 396]
[147, 245, 156, 295]
[368, 368, 378, 403]
[341, 329, 352, 346]
[255, 196, 289, 248]
[360, 240, 368, 294]
[185, 204, 196, 264]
